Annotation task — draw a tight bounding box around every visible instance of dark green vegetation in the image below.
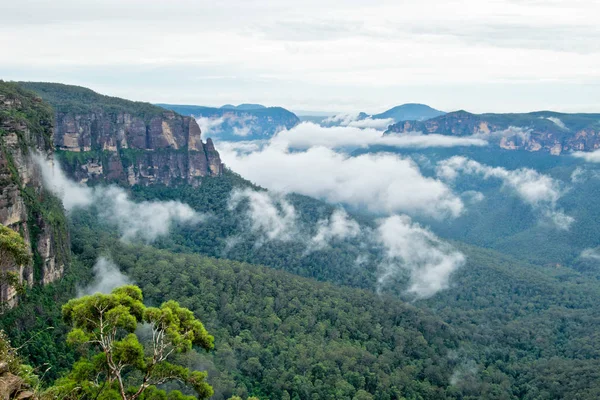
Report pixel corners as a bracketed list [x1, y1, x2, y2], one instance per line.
[156, 104, 300, 141]
[5, 169, 600, 398]
[59, 167, 600, 399]
[18, 82, 166, 120]
[50, 285, 214, 400]
[70, 238, 461, 400]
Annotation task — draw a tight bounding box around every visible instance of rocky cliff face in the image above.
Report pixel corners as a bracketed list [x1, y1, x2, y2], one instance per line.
[18, 83, 224, 186]
[0, 82, 69, 308]
[54, 110, 223, 185]
[386, 110, 600, 155]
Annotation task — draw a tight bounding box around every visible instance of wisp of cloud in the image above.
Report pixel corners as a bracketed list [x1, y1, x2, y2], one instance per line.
[437, 156, 573, 229]
[77, 257, 131, 297]
[35, 155, 204, 242]
[376, 215, 465, 299]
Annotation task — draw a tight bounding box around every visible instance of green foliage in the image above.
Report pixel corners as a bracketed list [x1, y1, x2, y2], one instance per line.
[0, 257, 91, 381]
[18, 82, 169, 121]
[68, 174, 600, 399]
[0, 80, 55, 150]
[73, 243, 459, 400]
[54, 285, 214, 400]
[0, 223, 31, 266]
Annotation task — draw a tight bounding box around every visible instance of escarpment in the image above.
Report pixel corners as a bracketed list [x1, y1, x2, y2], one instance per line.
[386, 110, 600, 155]
[19, 82, 224, 186]
[0, 82, 69, 308]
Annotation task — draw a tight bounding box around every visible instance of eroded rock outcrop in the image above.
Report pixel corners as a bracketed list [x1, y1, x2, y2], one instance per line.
[20, 82, 224, 186]
[0, 82, 69, 308]
[385, 110, 600, 154]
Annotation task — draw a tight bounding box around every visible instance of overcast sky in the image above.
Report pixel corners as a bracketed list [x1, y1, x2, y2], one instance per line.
[1, 0, 598, 113]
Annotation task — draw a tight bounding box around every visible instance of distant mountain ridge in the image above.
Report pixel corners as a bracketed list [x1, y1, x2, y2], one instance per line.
[220, 103, 266, 110]
[157, 103, 300, 141]
[373, 103, 446, 121]
[385, 110, 600, 154]
[316, 103, 446, 129]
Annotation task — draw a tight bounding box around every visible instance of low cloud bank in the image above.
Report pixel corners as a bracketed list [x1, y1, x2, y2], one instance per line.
[271, 122, 487, 150]
[78, 257, 131, 297]
[572, 149, 600, 163]
[437, 156, 573, 229]
[323, 113, 395, 130]
[220, 145, 464, 219]
[377, 215, 465, 299]
[36, 156, 204, 242]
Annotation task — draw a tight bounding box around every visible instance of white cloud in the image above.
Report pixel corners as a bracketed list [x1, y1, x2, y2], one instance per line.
[376, 215, 465, 299]
[196, 116, 225, 136]
[571, 167, 584, 183]
[228, 188, 298, 243]
[572, 149, 600, 163]
[3, 0, 599, 112]
[437, 156, 573, 229]
[348, 117, 395, 129]
[323, 113, 395, 130]
[98, 186, 203, 242]
[546, 116, 568, 129]
[309, 209, 361, 251]
[220, 144, 464, 219]
[271, 122, 487, 150]
[36, 155, 203, 242]
[228, 188, 363, 252]
[478, 126, 532, 142]
[461, 190, 485, 204]
[78, 257, 131, 297]
[233, 125, 252, 137]
[323, 113, 362, 126]
[581, 248, 600, 261]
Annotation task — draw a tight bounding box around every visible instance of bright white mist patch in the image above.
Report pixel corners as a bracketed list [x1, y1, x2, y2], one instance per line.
[77, 257, 131, 297]
[35, 155, 204, 242]
[270, 122, 487, 150]
[220, 145, 464, 219]
[376, 215, 465, 299]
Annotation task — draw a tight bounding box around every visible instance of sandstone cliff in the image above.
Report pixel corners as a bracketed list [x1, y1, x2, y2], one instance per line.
[20, 82, 224, 186]
[385, 110, 600, 155]
[0, 82, 69, 308]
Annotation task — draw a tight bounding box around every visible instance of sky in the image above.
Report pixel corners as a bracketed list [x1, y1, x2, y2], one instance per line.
[1, 0, 599, 113]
